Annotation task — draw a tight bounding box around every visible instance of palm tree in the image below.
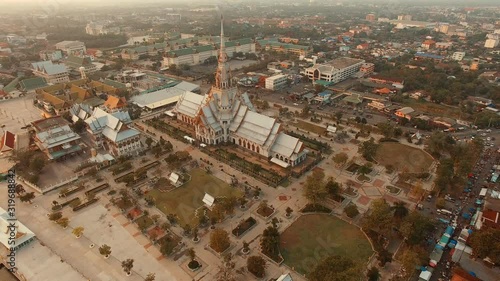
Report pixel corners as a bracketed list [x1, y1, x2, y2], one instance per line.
[392, 201, 409, 220]
[72, 226, 84, 238]
[99, 244, 112, 258]
[121, 259, 134, 276]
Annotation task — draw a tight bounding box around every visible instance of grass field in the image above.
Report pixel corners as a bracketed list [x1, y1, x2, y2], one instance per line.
[375, 143, 434, 173]
[292, 119, 327, 135]
[148, 168, 242, 226]
[280, 214, 373, 275]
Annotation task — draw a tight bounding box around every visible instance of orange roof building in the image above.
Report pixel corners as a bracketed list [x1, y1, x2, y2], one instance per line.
[451, 267, 482, 281]
[375, 88, 392, 95]
[104, 95, 127, 111]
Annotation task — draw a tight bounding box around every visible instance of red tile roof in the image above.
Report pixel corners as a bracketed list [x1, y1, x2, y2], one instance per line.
[481, 210, 500, 228]
[0, 131, 15, 152]
[451, 267, 482, 281]
[370, 75, 404, 84]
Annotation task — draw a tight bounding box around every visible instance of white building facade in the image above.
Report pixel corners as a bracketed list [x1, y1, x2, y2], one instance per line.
[451, 52, 465, 61]
[304, 57, 365, 84]
[31, 61, 70, 84]
[265, 74, 288, 91]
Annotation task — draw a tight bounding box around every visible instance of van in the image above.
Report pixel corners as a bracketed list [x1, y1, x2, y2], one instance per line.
[438, 209, 453, 215]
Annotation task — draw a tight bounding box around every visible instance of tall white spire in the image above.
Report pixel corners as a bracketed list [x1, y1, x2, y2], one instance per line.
[215, 14, 231, 89]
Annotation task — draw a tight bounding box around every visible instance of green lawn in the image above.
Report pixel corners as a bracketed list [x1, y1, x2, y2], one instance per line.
[280, 214, 373, 275]
[293, 119, 327, 135]
[148, 168, 242, 226]
[375, 142, 434, 173]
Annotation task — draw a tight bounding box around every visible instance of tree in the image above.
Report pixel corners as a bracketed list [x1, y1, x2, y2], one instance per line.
[72, 119, 86, 133]
[362, 199, 393, 236]
[121, 258, 134, 275]
[358, 138, 379, 161]
[400, 211, 435, 245]
[29, 155, 46, 172]
[377, 249, 393, 266]
[426, 131, 455, 157]
[57, 217, 69, 228]
[309, 255, 361, 281]
[377, 122, 394, 139]
[260, 226, 280, 257]
[358, 163, 372, 176]
[391, 201, 409, 220]
[242, 241, 250, 253]
[216, 253, 236, 281]
[468, 227, 500, 264]
[435, 198, 446, 209]
[19, 192, 35, 203]
[325, 179, 341, 198]
[145, 273, 156, 281]
[210, 228, 230, 253]
[99, 244, 112, 258]
[344, 205, 359, 218]
[399, 246, 427, 277]
[49, 212, 62, 221]
[367, 267, 381, 281]
[332, 152, 349, 166]
[187, 247, 196, 261]
[145, 137, 153, 148]
[335, 111, 343, 124]
[303, 169, 327, 204]
[247, 255, 267, 278]
[182, 224, 192, 236]
[72, 226, 84, 238]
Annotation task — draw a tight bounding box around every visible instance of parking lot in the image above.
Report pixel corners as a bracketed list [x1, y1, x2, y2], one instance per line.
[0, 94, 42, 134]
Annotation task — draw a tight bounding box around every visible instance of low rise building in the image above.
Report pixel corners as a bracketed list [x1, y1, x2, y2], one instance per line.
[304, 57, 365, 84]
[395, 107, 415, 120]
[39, 49, 63, 61]
[451, 52, 465, 61]
[74, 106, 142, 156]
[163, 38, 255, 67]
[265, 74, 288, 91]
[369, 75, 404, 89]
[34, 79, 122, 116]
[31, 61, 70, 84]
[484, 38, 499, 49]
[257, 39, 310, 56]
[360, 62, 375, 75]
[436, 42, 453, 49]
[368, 100, 392, 111]
[64, 55, 97, 73]
[32, 116, 82, 160]
[55, 41, 86, 56]
[421, 40, 436, 49]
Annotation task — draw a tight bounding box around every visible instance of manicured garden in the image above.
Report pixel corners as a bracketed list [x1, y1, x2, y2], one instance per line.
[375, 143, 434, 173]
[148, 168, 242, 226]
[280, 214, 373, 275]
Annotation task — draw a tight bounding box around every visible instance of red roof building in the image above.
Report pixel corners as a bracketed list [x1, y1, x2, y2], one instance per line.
[0, 131, 15, 152]
[422, 40, 436, 50]
[481, 210, 500, 229]
[451, 267, 482, 281]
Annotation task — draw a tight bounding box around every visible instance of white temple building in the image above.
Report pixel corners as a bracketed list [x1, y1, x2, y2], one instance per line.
[174, 16, 307, 167]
